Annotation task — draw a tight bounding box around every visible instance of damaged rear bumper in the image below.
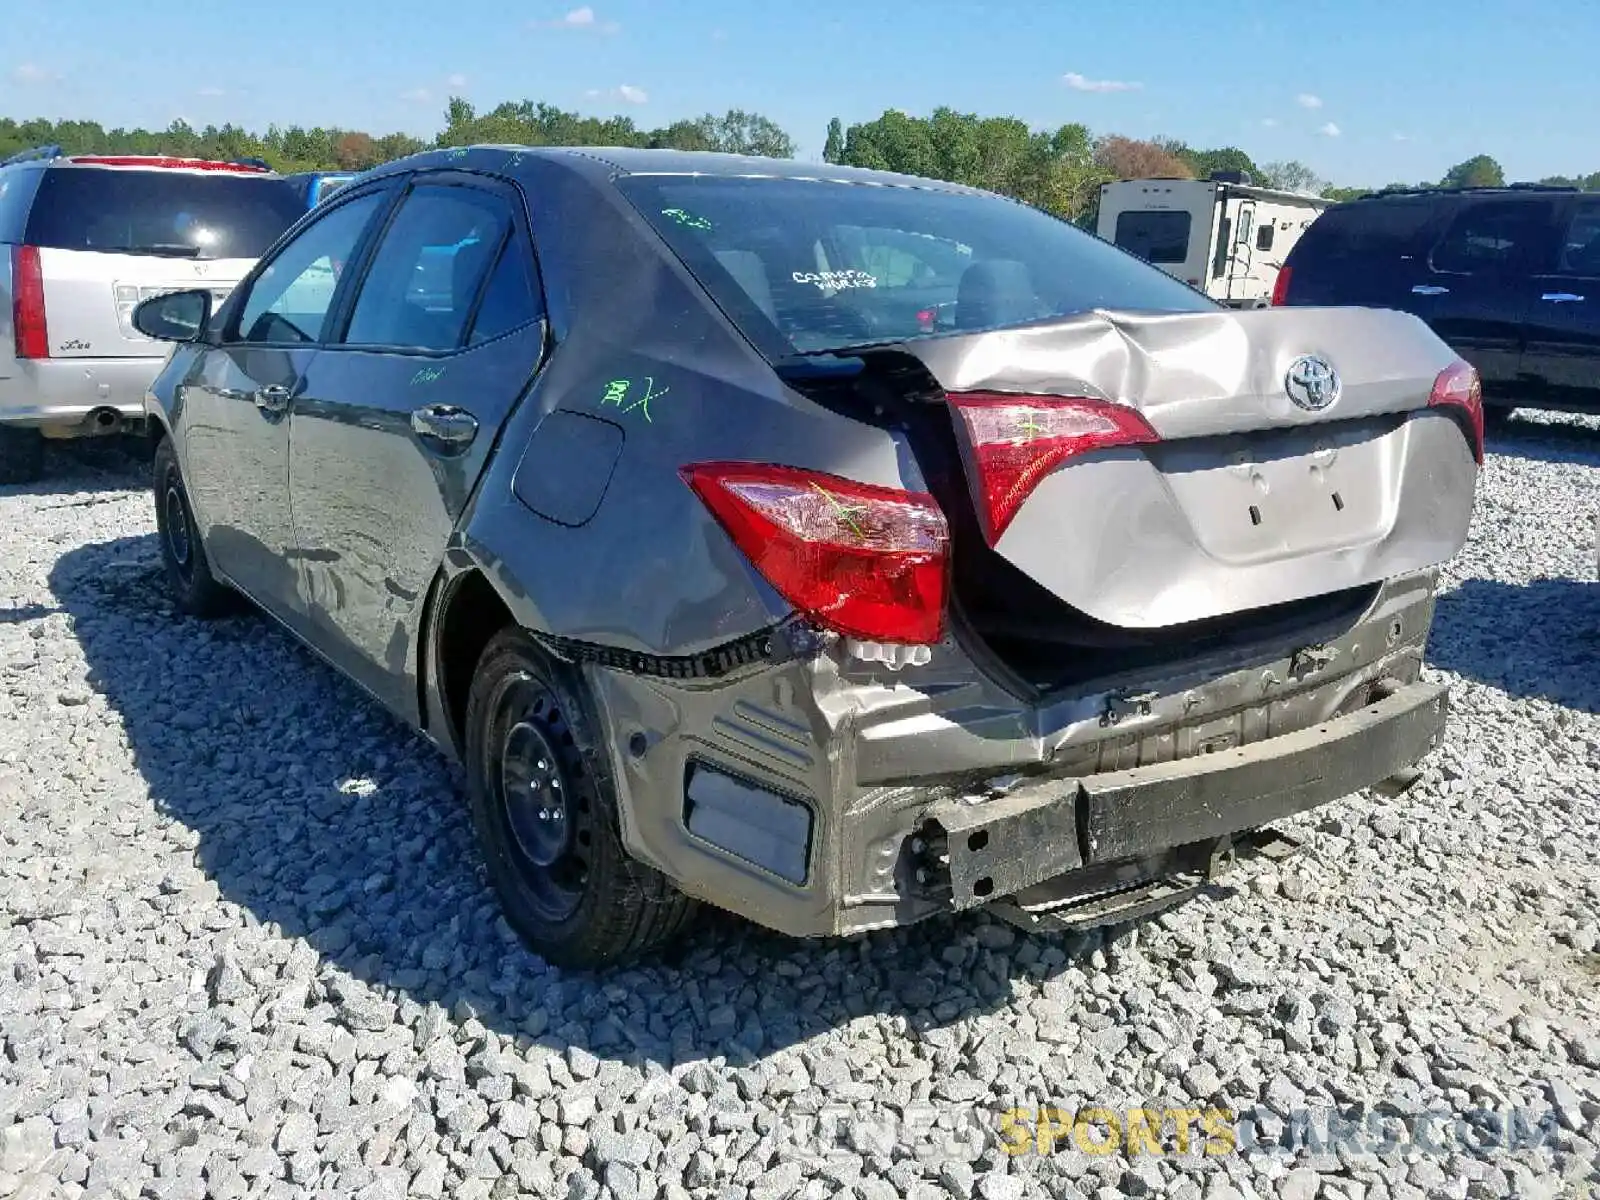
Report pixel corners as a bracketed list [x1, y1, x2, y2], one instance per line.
[922, 679, 1447, 912]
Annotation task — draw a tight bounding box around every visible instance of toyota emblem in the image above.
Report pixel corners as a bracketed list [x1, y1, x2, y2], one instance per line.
[1285, 355, 1341, 411]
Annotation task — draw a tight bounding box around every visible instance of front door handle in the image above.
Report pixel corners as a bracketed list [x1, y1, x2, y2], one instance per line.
[1541, 292, 1585, 303]
[411, 404, 478, 448]
[1411, 285, 1450, 296]
[254, 384, 292, 414]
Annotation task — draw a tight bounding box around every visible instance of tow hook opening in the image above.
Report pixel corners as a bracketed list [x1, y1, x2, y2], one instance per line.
[1372, 765, 1423, 797]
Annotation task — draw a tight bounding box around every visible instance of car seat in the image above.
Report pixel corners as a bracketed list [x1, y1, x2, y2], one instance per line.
[956, 259, 1038, 330]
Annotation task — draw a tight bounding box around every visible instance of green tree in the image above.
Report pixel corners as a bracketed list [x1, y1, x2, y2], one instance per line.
[1258, 160, 1329, 195]
[1186, 146, 1258, 181]
[1439, 154, 1505, 189]
[823, 117, 844, 164]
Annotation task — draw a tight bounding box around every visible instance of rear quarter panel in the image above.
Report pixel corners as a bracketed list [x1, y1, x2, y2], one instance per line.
[456, 154, 919, 658]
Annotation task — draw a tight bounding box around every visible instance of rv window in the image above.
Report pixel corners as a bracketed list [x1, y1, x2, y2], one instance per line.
[1256, 224, 1276, 251]
[1113, 210, 1191, 265]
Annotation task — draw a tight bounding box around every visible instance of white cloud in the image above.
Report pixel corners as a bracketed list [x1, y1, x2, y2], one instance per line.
[1392, 132, 1410, 142]
[1260, 117, 1279, 128]
[1062, 71, 1142, 93]
[588, 84, 647, 104]
[197, 86, 227, 98]
[400, 87, 433, 103]
[1296, 93, 1323, 109]
[537, 6, 619, 32]
[445, 73, 468, 89]
[711, 28, 727, 41]
[11, 63, 56, 84]
[1319, 122, 1341, 137]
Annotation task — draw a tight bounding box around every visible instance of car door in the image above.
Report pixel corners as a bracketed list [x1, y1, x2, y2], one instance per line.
[181, 184, 395, 622]
[1403, 196, 1563, 388]
[1519, 194, 1600, 398]
[288, 173, 546, 718]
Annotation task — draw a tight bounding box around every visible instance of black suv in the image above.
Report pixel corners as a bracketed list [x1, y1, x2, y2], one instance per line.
[1277, 185, 1600, 417]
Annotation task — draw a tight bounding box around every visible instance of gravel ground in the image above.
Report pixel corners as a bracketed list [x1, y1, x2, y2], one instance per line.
[1, 418, 1597, 1200]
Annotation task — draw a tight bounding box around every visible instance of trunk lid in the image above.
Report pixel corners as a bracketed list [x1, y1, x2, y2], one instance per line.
[892, 304, 1478, 629]
[39, 248, 250, 359]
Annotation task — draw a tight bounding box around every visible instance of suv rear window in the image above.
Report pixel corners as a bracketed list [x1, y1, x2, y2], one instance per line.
[1114, 210, 1192, 264]
[617, 175, 1214, 356]
[23, 167, 304, 260]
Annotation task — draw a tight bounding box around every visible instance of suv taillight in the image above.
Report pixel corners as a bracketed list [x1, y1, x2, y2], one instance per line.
[1271, 264, 1293, 306]
[948, 392, 1161, 544]
[681, 462, 950, 645]
[11, 246, 48, 360]
[1428, 360, 1484, 464]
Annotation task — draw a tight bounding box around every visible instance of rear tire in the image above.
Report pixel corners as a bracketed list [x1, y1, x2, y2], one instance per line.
[153, 436, 236, 618]
[464, 629, 698, 969]
[0, 428, 44, 486]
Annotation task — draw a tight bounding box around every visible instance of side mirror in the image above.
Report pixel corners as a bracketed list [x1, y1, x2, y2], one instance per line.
[133, 289, 212, 343]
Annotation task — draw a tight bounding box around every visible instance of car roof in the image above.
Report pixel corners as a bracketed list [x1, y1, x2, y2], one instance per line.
[362, 144, 994, 196]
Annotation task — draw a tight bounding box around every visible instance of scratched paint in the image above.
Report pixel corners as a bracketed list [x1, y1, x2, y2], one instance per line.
[599, 376, 670, 423]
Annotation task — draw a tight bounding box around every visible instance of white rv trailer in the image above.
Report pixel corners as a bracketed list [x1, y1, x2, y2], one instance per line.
[1096, 174, 1328, 307]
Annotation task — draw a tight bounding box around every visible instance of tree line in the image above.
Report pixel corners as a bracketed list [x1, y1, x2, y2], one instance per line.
[3, 105, 1592, 224]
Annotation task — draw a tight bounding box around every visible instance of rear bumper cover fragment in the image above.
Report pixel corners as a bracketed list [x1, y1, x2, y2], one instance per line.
[933, 680, 1447, 911]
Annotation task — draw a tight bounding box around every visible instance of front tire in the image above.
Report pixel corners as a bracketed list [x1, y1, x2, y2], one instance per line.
[0, 428, 44, 486]
[153, 436, 236, 617]
[464, 630, 698, 969]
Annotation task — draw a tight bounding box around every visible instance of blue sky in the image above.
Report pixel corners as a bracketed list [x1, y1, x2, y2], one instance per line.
[5, 0, 1598, 188]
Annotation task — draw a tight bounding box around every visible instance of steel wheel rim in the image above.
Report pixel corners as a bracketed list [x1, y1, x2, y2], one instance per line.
[495, 678, 592, 922]
[164, 480, 193, 573]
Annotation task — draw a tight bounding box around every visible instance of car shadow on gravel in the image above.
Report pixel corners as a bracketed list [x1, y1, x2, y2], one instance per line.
[1431, 577, 1600, 714]
[51, 534, 1140, 1071]
[1485, 409, 1600, 467]
[0, 437, 152, 500]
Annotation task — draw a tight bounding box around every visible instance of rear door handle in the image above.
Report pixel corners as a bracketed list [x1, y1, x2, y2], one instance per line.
[254, 384, 292, 414]
[411, 404, 478, 448]
[1411, 285, 1450, 296]
[1541, 292, 1585, 303]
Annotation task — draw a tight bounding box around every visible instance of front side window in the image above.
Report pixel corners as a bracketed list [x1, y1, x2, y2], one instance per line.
[232, 191, 387, 344]
[1430, 200, 1559, 275]
[618, 176, 1213, 357]
[342, 185, 513, 352]
[1557, 199, 1600, 275]
[1113, 210, 1192, 265]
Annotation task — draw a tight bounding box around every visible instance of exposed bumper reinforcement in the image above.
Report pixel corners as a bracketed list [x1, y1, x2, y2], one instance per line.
[926, 679, 1448, 912]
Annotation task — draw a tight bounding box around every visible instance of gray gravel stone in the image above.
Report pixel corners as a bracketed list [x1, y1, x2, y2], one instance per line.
[1, 418, 1596, 1200]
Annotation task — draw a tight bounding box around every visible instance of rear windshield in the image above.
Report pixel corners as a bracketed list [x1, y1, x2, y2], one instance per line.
[24, 167, 304, 260]
[616, 175, 1214, 356]
[1113, 209, 1193, 264]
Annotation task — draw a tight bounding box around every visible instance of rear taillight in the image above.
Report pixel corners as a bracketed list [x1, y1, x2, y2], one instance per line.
[1428, 360, 1484, 465]
[11, 245, 48, 360]
[681, 462, 950, 645]
[948, 393, 1160, 544]
[1270, 265, 1293, 306]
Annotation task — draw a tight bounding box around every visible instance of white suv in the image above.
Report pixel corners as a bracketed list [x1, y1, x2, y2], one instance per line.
[0, 147, 305, 483]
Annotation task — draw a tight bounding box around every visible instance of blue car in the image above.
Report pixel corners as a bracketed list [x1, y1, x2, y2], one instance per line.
[282, 171, 357, 209]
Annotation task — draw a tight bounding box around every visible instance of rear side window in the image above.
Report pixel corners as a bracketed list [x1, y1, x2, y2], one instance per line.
[23, 167, 304, 259]
[617, 175, 1214, 357]
[1113, 210, 1192, 264]
[342, 185, 514, 352]
[0, 168, 43, 243]
[1430, 199, 1561, 275]
[468, 240, 543, 346]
